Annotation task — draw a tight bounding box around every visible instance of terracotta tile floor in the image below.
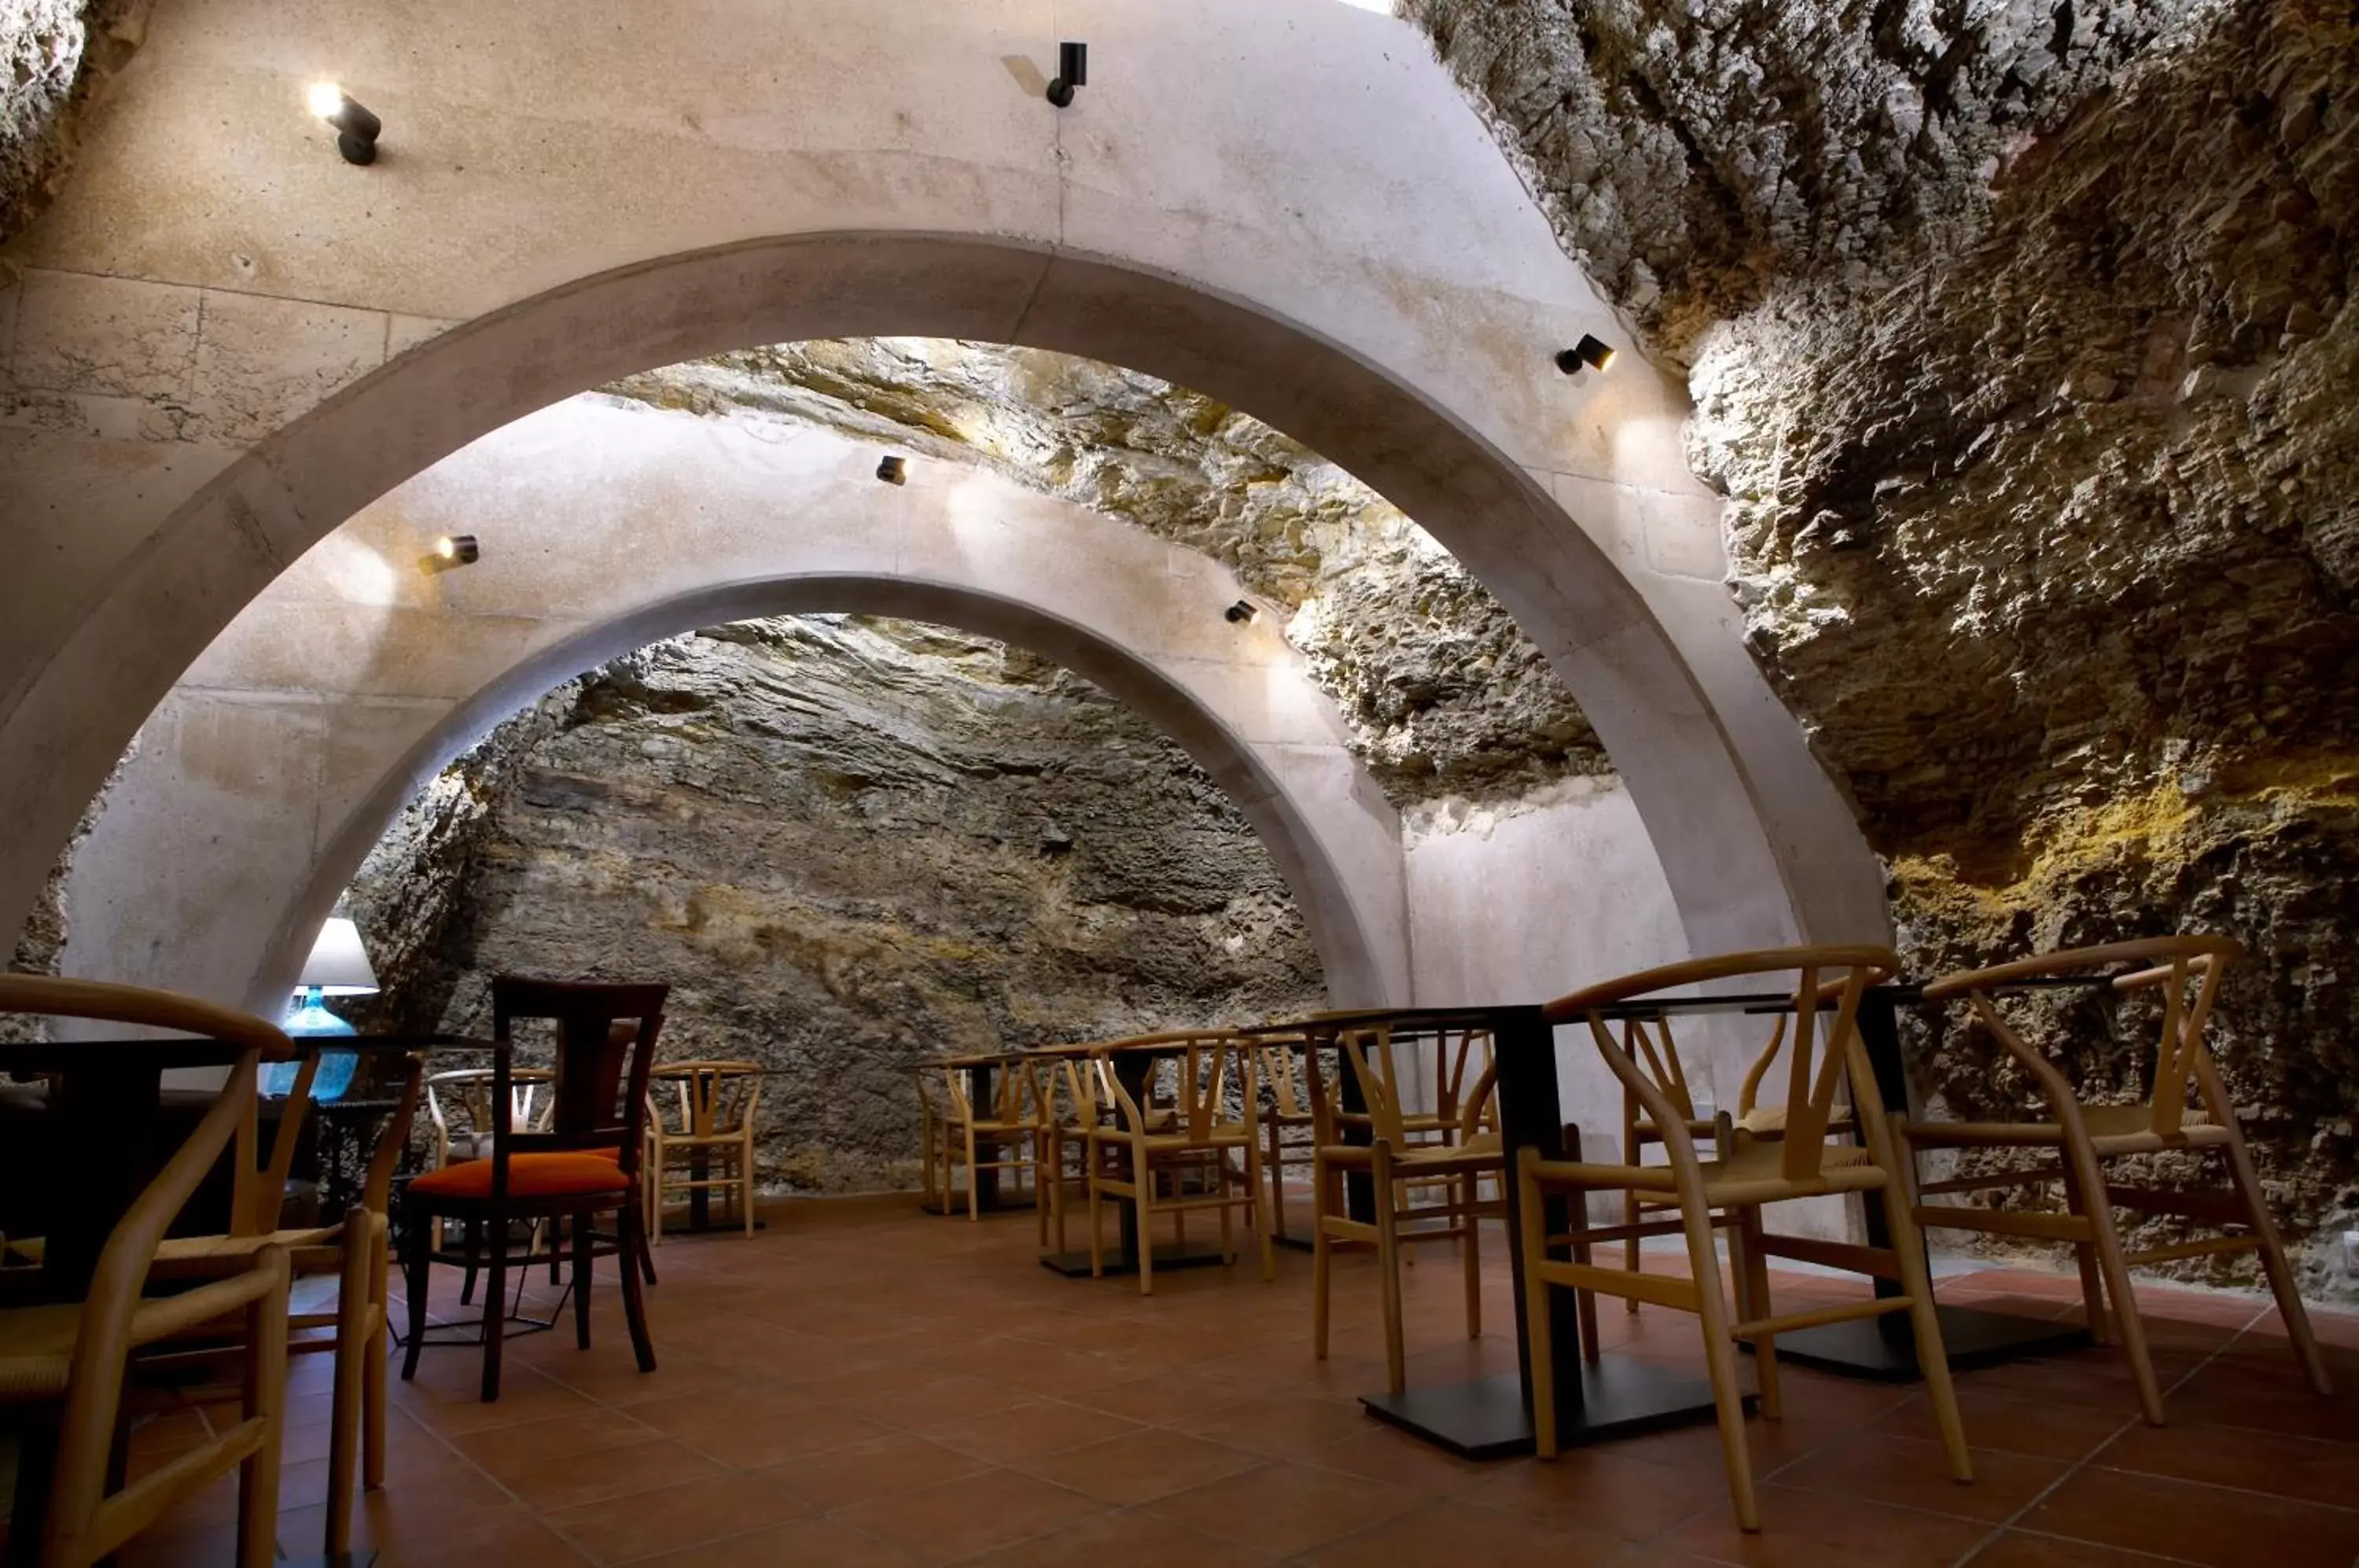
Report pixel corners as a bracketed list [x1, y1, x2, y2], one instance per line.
[75, 1194, 2359, 1566]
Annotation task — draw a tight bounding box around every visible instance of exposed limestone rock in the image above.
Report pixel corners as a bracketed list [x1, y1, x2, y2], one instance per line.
[608, 340, 1604, 801]
[2, 738, 132, 1043]
[344, 616, 1324, 1194]
[0, 1, 139, 247]
[1419, 0, 2359, 1292]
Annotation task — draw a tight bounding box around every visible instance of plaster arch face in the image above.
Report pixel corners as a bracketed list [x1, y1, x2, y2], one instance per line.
[0, 0, 1886, 971]
[63, 399, 1410, 1016]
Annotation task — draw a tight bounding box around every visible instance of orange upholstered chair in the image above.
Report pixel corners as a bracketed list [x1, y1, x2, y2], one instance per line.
[399, 977, 665, 1401]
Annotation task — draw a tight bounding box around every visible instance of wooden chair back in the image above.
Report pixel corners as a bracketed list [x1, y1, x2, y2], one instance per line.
[650, 1061, 764, 1139]
[488, 977, 668, 1187]
[1919, 934, 2241, 1138]
[1093, 1032, 1260, 1144]
[426, 1066, 555, 1153]
[1327, 1023, 1497, 1149]
[0, 976, 291, 1564]
[941, 1055, 1043, 1129]
[1258, 1041, 1314, 1121]
[1546, 946, 1900, 1182]
[1431, 1025, 1496, 1131]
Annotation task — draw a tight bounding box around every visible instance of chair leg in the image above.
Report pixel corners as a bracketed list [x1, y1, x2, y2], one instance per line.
[1515, 1155, 1559, 1458]
[1460, 1172, 1482, 1339]
[1562, 1123, 1601, 1364]
[1312, 1155, 1334, 1362]
[572, 1213, 595, 1351]
[1135, 1155, 1157, 1297]
[2221, 1136, 2334, 1393]
[400, 1205, 432, 1383]
[481, 1212, 510, 1404]
[743, 1137, 760, 1238]
[2058, 1158, 2113, 1345]
[1373, 1142, 1406, 1397]
[364, 1216, 390, 1491]
[1879, 1171, 1973, 1482]
[2070, 1142, 2166, 1424]
[1087, 1150, 1106, 1279]
[1219, 1154, 1238, 1265]
[326, 1209, 372, 1559]
[648, 1148, 665, 1247]
[1621, 1098, 1643, 1314]
[1267, 1121, 1287, 1242]
[618, 1198, 658, 1374]
[236, 1250, 291, 1568]
[459, 1217, 481, 1306]
[964, 1129, 981, 1221]
[1681, 1194, 1758, 1532]
[1732, 1206, 1780, 1420]
[1253, 1140, 1275, 1284]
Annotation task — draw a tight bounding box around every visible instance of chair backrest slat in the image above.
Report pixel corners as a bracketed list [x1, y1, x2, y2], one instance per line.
[490, 977, 667, 1183]
[1925, 936, 2239, 1139]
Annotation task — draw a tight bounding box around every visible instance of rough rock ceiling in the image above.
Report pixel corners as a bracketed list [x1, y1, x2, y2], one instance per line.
[610, 342, 1607, 803]
[0, 0, 131, 246]
[1408, 0, 2219, 352]
[1413, 0, 2359, 1286]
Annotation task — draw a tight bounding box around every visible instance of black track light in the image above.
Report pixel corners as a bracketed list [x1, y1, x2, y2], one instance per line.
[877, 455, 908, 485]
[1224, 599, 1257, 624]
[1555, 333, 1617, 376]
[308, 83, 381, 164]
[432, 534, 480, 567]
[1047, 41, 1087, 107]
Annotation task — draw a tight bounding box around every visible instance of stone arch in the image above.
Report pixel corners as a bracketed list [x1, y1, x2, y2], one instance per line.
[2, 0, 1886, 969]
[61, 400, 1408, 1014]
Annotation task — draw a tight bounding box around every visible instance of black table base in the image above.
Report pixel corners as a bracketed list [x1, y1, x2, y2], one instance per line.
[1039, 1239, 1234, 1278]
[1747, 1302, 2092, 1381]
[1360, 1361, 1751, 1461]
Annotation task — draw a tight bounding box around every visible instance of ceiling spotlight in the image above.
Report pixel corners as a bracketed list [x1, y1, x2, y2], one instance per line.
[307, 82, 381, 165]
[1047, 41, 1087, 107]
[1555, 333, 1617, 377]
[876, 455, 908, 485]
[434, 534, 480, 565]
[1224, 599, 1257, 624]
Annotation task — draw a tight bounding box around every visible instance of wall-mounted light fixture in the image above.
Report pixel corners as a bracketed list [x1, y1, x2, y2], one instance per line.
[307, 82, 382, 164]
[1047, 41, 1087, 107]
[1555, 333, 1617, 377]
[876, 455, 908, 485]
[434, 534, 480, 565]
[1224, 599, 1257, 624]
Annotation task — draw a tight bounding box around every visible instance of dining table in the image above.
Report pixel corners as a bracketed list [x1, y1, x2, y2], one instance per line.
[1252, 985, 2099, 1459]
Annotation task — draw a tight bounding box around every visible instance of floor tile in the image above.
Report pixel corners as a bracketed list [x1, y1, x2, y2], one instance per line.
[538, 1472, 809, 1565]
[2020, 1463, 2359, 1566]
[1016, 1425, 1263, 1504]
[1301, 1496, 1627, 1567]
[755, 1433, 996, 1511]
[1139, 1459, 1422, 1556]
[830, 1466, 1109, 1566]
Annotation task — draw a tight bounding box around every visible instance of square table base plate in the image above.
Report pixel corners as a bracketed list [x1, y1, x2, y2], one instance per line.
[1745, 1305, 2092, 1382]
[282, 1554, 376, 1568]
[1038, 1239, 1235, 1278]
[1359, 1363, 1746, 1461]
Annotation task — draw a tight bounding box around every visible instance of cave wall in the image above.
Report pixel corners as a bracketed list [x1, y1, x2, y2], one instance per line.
[344, 615, 1327, 1194]
[1414, 0, 2359, 1292]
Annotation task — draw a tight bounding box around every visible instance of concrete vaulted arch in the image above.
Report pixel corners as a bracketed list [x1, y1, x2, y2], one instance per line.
[64, 403, 1411, 1014]
[1, 0, 1889, 1003]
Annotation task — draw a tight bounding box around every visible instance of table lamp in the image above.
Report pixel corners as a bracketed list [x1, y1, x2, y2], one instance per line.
[269, 916, 379, 1099]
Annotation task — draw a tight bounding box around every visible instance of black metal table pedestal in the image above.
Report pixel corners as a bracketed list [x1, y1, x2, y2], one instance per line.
[1362, 1361, 1751, 1461]
[1756, 1302, 2089, 1380]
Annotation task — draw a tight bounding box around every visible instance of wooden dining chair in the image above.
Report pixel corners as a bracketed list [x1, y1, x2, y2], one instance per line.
[1611, 1009, 1854, 1313]
[1256, 1038, 1319, 1243]
[399, 978, 664, 1402]
[1518, 947, 1971, 1533]
[1900, 935, 2331, 1423]
[147, 1043, 425, 1560]
[0, 975, 294, 1568]
[933, 1055, 1049, 1223]
[1087, 1033, 1274, 1295]
[644, 1061, 764, 1242]
[1307, 1021, 1503, 1395]
[1038, 1050, 1107, 1255]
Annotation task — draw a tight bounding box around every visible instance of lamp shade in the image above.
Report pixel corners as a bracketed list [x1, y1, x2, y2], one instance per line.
[299, 917, 379, 996]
